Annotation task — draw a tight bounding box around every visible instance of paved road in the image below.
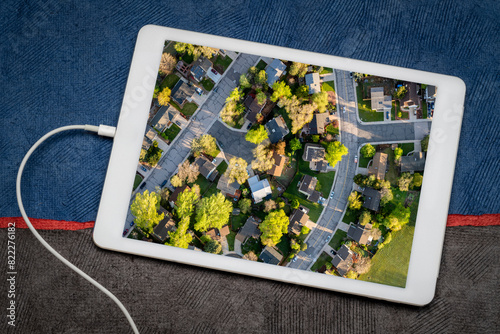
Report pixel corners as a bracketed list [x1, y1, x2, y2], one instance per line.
[124, 53, 260, 228]
[208, 120, 257, 164]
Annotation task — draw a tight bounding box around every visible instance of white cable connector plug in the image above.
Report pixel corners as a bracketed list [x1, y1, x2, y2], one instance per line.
[16, 125, 138, 334]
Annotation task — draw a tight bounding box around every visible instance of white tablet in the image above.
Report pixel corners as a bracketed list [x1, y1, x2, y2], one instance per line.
[94, 25, 465, 306]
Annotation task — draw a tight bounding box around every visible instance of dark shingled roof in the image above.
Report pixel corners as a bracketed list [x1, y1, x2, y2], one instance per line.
[152, 208, 177, 243]
[171, 80, 195, 106]
[217, 174, 240, 196]
[259, 246, 283, 265]
[331, 244, 353, 276]
[244, 94, 266, 123]
[265, 116, 289, 144]
[288, 209, 310, 235]
[401, 152, 426, 172]
[194, 156, 217, 179]
[363, 188, 381, 212]
[299, 174, 317, 197]
[236, 216, 262, 243]
[347, 223, 373, 245]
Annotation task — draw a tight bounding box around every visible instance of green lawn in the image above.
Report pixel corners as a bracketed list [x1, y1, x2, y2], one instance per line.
[325, 124, 339, 136]
[161, 74, 180, 90]
[400, 143, 415, 155]
[190, 174, 213, 197]
[226, 232, 236, 251]
[422, 101, 428, 119]
[391, 101, 396, 121]
[133, 174, 143, 190]
[170, 101, 198, 117]
[216, 160, 228, 174]
[356, 85, 384, 122]
[311, 253, 333, 272]
[329, 229, 347, 250]
[384, 148, 399, 186]
[359, 154, 372, 168]
[241, 237, 263, 256]
[164, 41, 178, 56]
[320, 67, 333, 74]
[316, 171, 335, 198]
[322, 80, 335, 93]
[256, 59, 267, 70]
[180, 52, 194, 64]
[283, 192, 323, 222]
[358, 225, 414, 287]
[342, 208, 358, 224]
[213, 55, 233, 73]
[231, 214, 249, 232]
[200, 78, 214, 91]
[163, 124, 181, 142]
[276, 235, 291, 259]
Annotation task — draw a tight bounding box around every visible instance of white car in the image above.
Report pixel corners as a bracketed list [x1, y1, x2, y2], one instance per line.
[343, 106, 346, 113]
[354, 155, 358, 164]
[292, 257, 298, 263]
[330, 191, 334, 199]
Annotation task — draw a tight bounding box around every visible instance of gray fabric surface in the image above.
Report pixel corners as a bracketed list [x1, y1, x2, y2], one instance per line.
[1, 226, 498, 333]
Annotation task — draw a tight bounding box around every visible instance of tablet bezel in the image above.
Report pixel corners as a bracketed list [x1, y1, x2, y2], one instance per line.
[94, 25, 465, 306]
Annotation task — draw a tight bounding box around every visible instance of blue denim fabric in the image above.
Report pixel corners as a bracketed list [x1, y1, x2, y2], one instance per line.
[0, 0, 498, 221]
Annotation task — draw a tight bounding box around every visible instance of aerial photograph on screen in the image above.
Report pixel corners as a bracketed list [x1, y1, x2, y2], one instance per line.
[123, 40, 436, 288]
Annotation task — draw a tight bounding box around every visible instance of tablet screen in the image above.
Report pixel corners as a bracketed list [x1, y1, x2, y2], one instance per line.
[124, 39, 435, 289]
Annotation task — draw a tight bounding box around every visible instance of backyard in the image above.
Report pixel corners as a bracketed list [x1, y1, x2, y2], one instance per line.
[161, 124, 181, 142]
[213, 55, 233, 73]
[311, 253, 333, 272]
[356, 85, 384, 122]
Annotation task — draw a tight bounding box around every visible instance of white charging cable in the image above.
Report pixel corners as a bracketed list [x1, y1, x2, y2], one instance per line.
[16, 124, 139, 334]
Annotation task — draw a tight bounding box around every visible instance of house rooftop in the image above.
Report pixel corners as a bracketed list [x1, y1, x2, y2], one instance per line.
[288, 209, 310, 235]
[363, 188, 381, 212]
[190, 57, 213, 82]
[265, 59, 286, 85]
[371, 87, 392, 112]
[152, 208, 177, 243]
[151, 104, 180, 132]
[309, 113, 330, 135]
[401, 152, 426, 172]
[248, 175, 272, 204]
[194, 156, 218, 180]
[259, 246, 283, 265]
[168, 185, 191, 207]
[171, 80, 195, 106]
[305, 73, 321, 95]
[303, 144, 325, 162]
[265, 116, 289, 144]
[236, 216, 262, 243]
[368, 152, 388, 180]
[347, 223, 373, 245]
[298, 174, 317, 196]
[244, 94, 266, 123]
[268, 152, 286, 177]
[331, 244, 354, 276]
[217, 174, 240, 197]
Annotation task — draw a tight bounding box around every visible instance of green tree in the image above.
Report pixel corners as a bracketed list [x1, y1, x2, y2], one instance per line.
[312, 135, 320, 143]
[245, 125, 269, 144]
[204, 239, 222, 254]
[225, 157, 249, 185]
[383, 203, 410, 231]
[300, 243, 308, 251]
[291, 198, 300, 209]
[325, 141, 348, 167]
[360, 144, 376, 158]
[301, 226, 310, 235]
[359, 211, 371, 226]
[166, 216, 192, 249]
[312, 91, 329, 113]
[238, 198, 252, 214]
[130, 190, 163, 234]
[421, 135, 430, 152]
[394, 86, 407, 99]
[256, 91, 267, 104]
[345, 270, 358, 279]
[174, 42, 195, 55]
[254, 70, 267, 85]
[226, 87, 243, 103]
[175, 185, 200, 219]
[288, 62, 308, 77]
[194, 193, 233, 232]
[353, 174, 367, 186]
[398, 172, 414, 192]
[259, 209, 289, 247]
[412, 172, 423, 188]
[394, 147, 403, 162]
[270, 81, 292, 102]
[295, 85, 309, 99]
[220, 101, 245, 126]
[239, 74, 251, 89]
[289, 138, 302, 152]
[159, 53, 176, 76]
[251, 144, 275, 172]
[191, 134, 218, 157]
[348, 191, 363, 211]
[170, 174, 184, 188]
[380, 187, 393, 206]
[144, 141, 163, 166]
[263, 199, 277, 213]
[281, 96, 315, 133]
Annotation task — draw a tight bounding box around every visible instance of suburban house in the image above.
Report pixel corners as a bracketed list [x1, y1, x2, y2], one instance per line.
[259, 246, 283, 265]
[302, 143, 329, 172]
[151, 208, 177, 243]
[143, 128, 158, 150]
[308, 113, 332, 135]
[265, 59, 286, 85]
[168, 185, 191, 208]
[425, 85, 437, 102]
[244, 94, 266, 124]
[368, 152, 388, 180]
[265, 116, 289, 144]
[331, 244, 354, 276]
[298, 174, 322, 203]
[190, 56, 213, 82]
[268, 152, 286, 177]
[151, 104, 183, 132]
[305, 72, 321, 94]
[171, 80, 195, 106]
[194, 155, 218, 181]
[400, 152, 426, 173]
[206, 226, 230, 242]
[363, 188, 381, 212]
[248, 175, 272, 203]
[288, 207, 310, 235]
[217, 174, 241, 198]
[176, 60, 190, 77]
[235, 216, 262, 244]
[347, 223, 373, 245]
[370, 87, 392, 112]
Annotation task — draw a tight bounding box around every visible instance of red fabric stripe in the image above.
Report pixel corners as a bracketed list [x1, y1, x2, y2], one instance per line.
[1, 214, 499, 230]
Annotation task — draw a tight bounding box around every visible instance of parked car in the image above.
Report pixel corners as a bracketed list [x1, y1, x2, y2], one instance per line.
[175, 120, 181, 126]
[140, 166, 147, 172]
[246, 122, 253, 130]
[160, 179, 167, 187]
[386, 111, 390, 119]
[414, 109, 417, 116]
[343, 106, 346, 113]
[213, 86, 218, 92]
[195, 87, 203, 96]
[354, 155, 358, 164]
[330, 249, 336, 255]
[349, 72, 353, 78]
[129, 222, 134, 227]
[330, 191, 334, 199]
[123, 229, 129, 236]
[139, 182, 146, 189]
[292, 257, 298, 263]
[211, 68, 218, 74]
[326, 235, 331, 242]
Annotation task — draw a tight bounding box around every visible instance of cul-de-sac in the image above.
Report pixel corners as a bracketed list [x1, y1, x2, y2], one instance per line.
[125, 41, 435, 287]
